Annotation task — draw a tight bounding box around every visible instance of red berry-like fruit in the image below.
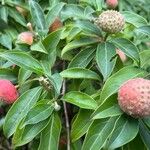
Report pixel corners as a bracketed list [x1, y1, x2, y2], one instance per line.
[49, 17, 63, 32]
[0, 80, 19, 104]
[118, 78, 150, 118]
[17, 32, 34, 45]
[106, 0, 118, 8]
[116, 49, 127, 62]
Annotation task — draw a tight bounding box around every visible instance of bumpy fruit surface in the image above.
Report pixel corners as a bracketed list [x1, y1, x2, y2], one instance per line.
[49, 17, 63, 32]
[106, 0, 118, 8]
[95, 10, 125, 34]
[17, 32, 33, 45]
[118, 78, 150, 118]
[116, 49, 127, 62]
[0, 80, 18, 104]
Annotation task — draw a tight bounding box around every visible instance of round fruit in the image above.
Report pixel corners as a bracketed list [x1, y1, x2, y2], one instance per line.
[0, 80, 19, 104]
[17, 32, 34, 45]
[49, 17, 63, 32]
[95, 10, 125, 34]
[106, 0, 118, 8]
[118, 78, 150, 118]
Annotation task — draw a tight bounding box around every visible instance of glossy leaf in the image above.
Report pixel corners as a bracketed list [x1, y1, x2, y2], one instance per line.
[46, 2, 65, 28]
[13, 118, 50, 147]
[139, 120, 150, 149]
[122, 11, 148, 28]
[140, 50, 150, 69]
[68, 47, 95, 68]
[8, 7, 27, 27]
[71, 109, 93, 142]
[38, 113, 62, 150]
[0, 68, 17, 83]
[106, 115, 139, 149]
[20, 103, 54, 128]
[61, 37, 99, 57]
[29, 0, 46, 30]
[81, 117, 119, 150]
[111, 38, 139, 62]
[63, 91, 98, 110]
[76, 20, 102, 36]
[31, 41, 48, 54]
[93, 104, 122, 119]
[136, 25, 150, 36]
[99, 66, 147, 104]
[60, 67, 100, 80]
[0, 50, 44, 75]
[3, 87, 43, 137]
[42, 29, 62, 53]
[18, 68, 32, 85]
[0, 34, 12, 49]
[96, 42, 117, 81]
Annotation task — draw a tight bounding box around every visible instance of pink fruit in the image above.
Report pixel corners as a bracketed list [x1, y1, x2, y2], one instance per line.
[16, 6, 28, 17]
[0, 80, 19, 104]
[118, 78, 150, 118]
[49, 17, 63, 33]
[17, 32, 34, 45]
[106, 0, 118, 8]
[116, 49, 127, 62]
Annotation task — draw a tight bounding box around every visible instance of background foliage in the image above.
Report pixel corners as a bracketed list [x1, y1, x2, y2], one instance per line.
[0, 0, 150, 149]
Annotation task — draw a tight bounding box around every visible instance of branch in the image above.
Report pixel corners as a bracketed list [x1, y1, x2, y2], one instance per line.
[62, 64, 71, 150]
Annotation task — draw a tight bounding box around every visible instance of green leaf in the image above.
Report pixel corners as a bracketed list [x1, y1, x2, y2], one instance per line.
[51, 73, 63, 95]
[122, 11, 148, 28]
[92, 95, 122, 120]
[8, 7, 27, 27]
[42, 29, 62, 53]
[143, 117, 150, 128]
[92, 94, 123, 119]
[0, 68, 17, 83]
[20, 103, 54, 128]
[139, 120, 150, 149]
[29, 0, 46, 30]
[140, 50, 150, 69]
[106, 115, 139, 149]
[13, 118, 50, 147]
[0, 50, 44, 75]
[99, 66, 147, 104]
[0, 34, 12, 49]
[63, 91, 98, 110]
[71, 109, 93, 142]
[60, 67, 100, 80]
[38, 113, 62, 150]
[61, 4, 92, 20]
[75, 20, 102, 36]
[68, 47, 95, 68]
[46, 2, 65, 28]
[81, 117, 119, 150]
[18, 68, 32, 85]
[3, 87, 43, 137]
[136, 26, 150, 36]
[46, 73, 63, 96]
[111, 38, 139, 62]
[31, 41, 48, 54]
[61, 37, 99, 57]
[96, 42, 117, 81]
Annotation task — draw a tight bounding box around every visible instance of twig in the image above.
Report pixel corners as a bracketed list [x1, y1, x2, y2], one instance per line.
[62, 65, 71, 150]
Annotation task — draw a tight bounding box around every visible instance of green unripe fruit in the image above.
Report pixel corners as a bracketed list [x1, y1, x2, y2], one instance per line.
[95, 10, 125, 34]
